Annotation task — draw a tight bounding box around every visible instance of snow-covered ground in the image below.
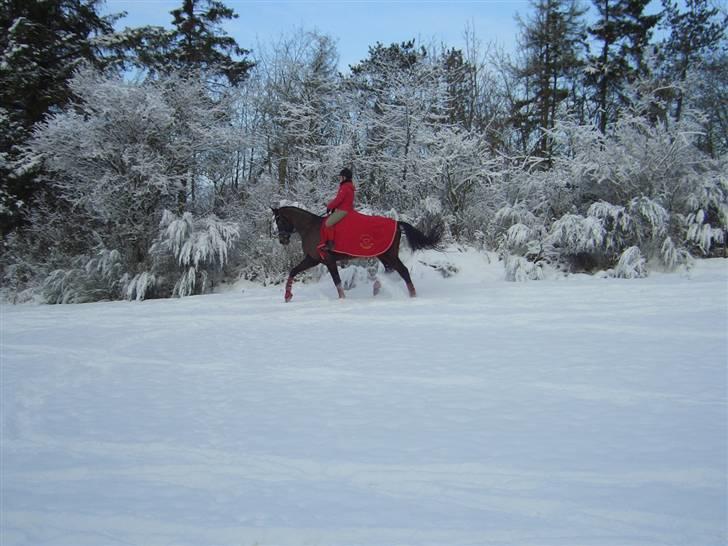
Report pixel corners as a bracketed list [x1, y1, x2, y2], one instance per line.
[1, 250, 726, 546]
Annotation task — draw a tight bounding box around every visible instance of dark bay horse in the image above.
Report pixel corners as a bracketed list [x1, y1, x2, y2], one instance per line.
[272, 206, 443, 301]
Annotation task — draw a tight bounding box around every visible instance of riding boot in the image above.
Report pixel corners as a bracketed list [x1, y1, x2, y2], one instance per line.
[318, 240, 334, 260]
[318, 222, 336, 259]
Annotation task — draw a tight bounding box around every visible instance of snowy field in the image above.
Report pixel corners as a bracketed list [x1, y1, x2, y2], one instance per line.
[1, 250, 727, 546]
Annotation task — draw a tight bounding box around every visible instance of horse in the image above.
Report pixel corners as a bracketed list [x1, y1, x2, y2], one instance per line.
[272, 206, 443, 302]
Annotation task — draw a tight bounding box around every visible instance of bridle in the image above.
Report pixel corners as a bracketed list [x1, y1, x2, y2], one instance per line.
[274, 210, 294, 244]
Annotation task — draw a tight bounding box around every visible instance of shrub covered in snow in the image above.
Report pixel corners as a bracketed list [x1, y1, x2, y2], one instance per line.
[490, 106, 726, 279]
[41, 249, 125, 304]
[682, 175, 728, 256]
[611, 246, 648, 279]
[149, 211, 241, 298]
[503, 253, 544, 282]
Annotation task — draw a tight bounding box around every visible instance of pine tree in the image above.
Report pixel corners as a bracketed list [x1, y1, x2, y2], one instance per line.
[442, 48, 475, 130]
[514, 0, 587, 161]
[0, 0, 122, 236]
[128, 0, 253, 85]
[125, 1, 254, 212]
[691, 49, 728, 156]
[586, 0, 660, 133]
[659, 0, 726, 123]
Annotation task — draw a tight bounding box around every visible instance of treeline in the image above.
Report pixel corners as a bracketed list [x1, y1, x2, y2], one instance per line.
[1, 0, 726, 302]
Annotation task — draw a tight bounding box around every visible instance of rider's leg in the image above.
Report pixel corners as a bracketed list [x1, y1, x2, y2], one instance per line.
[319, 210, 348, 257]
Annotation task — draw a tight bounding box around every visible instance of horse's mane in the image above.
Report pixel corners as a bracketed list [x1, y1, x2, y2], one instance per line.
[278, 205, 322, 220]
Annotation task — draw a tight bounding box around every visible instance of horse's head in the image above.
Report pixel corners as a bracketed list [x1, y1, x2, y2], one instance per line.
[272, 207, 294, 245]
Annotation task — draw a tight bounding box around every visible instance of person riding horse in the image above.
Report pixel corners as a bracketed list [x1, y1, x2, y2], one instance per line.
[319, 168, 355, 258]
[272, 167, 443, 301]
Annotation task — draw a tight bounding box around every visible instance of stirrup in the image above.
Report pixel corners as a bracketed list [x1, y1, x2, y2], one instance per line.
[318, 240, 334, 260]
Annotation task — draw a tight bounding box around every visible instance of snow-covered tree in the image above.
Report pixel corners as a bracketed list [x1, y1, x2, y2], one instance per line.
[514, 0, 587, 161]
[493, 92, 726, 277]
[0, 0, 125, 235]
[659, 0, 726, 124]
[118, 0, 253, 85]
[3, 3, 726, 301]
[345, 40, 451, 211]
[254, 30, 342, 197]
[8, 68, 241, 301]
[586, 0, 660, 133]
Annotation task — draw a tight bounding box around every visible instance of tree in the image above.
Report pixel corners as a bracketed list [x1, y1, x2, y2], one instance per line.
[21, 70, 240, 286]
[586, 0, 660, 132]
[114, 0, 255, 213]
[442, 47, 475, 129]
[169, 0, 253, 84]
[255, 30, 341, 194]
[659, 0, 726, 124]
[691, 49, 728, 156]
[0, 0, 123, 236]
[123, 0, 253, 85]
[514, 0, 587, 161]
[346, 40, 449, 210]
[458, 29, 523, 152]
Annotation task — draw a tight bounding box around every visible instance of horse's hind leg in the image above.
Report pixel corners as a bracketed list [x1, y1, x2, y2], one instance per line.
[372, 278, 382, 296]
[381, 255, 417, 297]
[366, 260, 382, 296]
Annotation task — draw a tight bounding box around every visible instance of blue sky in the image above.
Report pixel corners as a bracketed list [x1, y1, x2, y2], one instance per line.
[102, 0, 531, 71]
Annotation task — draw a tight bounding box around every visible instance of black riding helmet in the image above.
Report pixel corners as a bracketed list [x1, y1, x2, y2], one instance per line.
[339, 167, 352, 180]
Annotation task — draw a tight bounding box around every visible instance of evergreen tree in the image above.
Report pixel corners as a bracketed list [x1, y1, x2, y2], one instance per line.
[0, 0, 122, 236]
[128, 0, 253, 85]
[122, 1, 253, 212]
[692, 49, 728, 156]
[442, 48, 476, 130]
[659, 0, 726, 123]
[514, 0, 587, 161]
[586, 0, 660, 132]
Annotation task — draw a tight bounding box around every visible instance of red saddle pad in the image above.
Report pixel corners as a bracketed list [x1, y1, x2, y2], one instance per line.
[323, 211, 397, 257]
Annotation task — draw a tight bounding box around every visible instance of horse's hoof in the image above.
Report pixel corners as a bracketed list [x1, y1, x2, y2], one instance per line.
[336, 285, 346, 299]
[373, 279, 382, 296]
[285, 292, 293, 302]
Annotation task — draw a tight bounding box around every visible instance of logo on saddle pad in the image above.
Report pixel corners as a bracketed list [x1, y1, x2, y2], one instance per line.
[359, 233, 375, 250]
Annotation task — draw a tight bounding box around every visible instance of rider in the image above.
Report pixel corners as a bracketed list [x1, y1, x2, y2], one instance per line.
[319, 167, 355, 257]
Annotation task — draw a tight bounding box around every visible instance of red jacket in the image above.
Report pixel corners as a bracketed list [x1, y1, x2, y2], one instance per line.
[327, 180, 355, 212]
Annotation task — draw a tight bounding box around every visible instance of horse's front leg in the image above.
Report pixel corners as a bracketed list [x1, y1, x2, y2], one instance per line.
[323, 256, 345, 299]
[285, 255, 318, 302]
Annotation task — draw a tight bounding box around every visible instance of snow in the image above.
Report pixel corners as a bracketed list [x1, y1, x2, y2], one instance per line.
[1, 250, 727, 546]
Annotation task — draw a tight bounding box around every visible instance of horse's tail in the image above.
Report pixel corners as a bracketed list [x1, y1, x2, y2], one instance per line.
[398, 221, 444, 252]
